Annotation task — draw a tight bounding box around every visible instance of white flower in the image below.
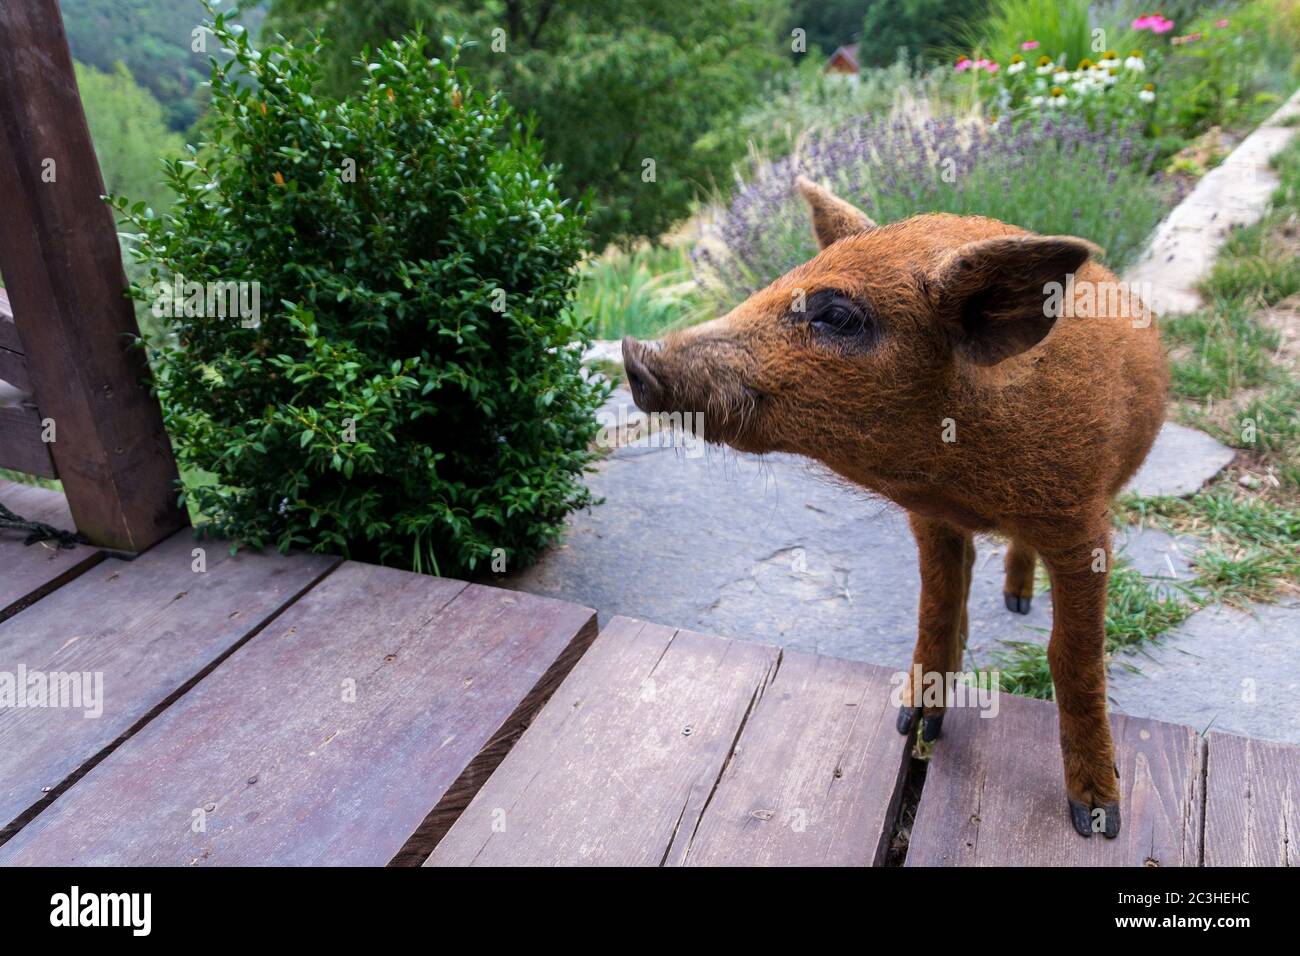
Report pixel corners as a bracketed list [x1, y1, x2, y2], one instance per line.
[1103, 69, 1119, 86]
[1124, 55, 1145, 71]
[1030, 95, 1046, 106]
[1008, 60, 1026, 74]
[1098, 57, 1119, 69]
[1036, 62, 1054, 75]
[1139, 88, 1156, 103]
[1053, 70, 1071, 84]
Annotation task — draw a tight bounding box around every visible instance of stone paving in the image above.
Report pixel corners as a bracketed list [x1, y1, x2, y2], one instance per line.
[1123, 87, 1300, 315]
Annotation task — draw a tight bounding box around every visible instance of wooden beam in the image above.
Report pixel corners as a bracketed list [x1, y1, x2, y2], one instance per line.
[0, 0, 185, 551]
[0, 404, 57, 478]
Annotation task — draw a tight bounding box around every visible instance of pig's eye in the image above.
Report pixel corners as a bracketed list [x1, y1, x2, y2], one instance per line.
[808, 295, 872, 340]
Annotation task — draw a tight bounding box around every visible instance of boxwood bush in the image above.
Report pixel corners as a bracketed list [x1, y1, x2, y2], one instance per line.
[115, 12, 606, 576]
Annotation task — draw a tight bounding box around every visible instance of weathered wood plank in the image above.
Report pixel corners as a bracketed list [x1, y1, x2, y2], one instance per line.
[905, 692, 1204, 866]
[1204, 731, 1300, 866]
[428, 616, 911, 866]
[0, 345, 31, 392]
[0, 0, 186, 550]
[0, 479, 102, 622]
[0, 564, 596, 866]
[676, 650, 911, 867]
[0, 289, 22, 355]
[0, 403, 57, 478]
[0, 532, 338, 842]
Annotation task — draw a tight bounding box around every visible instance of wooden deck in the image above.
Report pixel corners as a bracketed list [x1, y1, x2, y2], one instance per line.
[2, 478, 1297, 867]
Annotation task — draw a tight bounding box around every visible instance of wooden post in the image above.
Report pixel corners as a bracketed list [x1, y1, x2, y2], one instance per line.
[0, 0, 186, 552]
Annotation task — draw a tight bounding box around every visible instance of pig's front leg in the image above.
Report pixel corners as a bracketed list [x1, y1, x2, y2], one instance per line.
[897, 514, 974, 743]
[1042, 532, 1121, 838]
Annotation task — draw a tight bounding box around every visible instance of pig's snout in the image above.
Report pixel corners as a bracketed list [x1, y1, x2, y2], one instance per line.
[622, 337, 665, 412]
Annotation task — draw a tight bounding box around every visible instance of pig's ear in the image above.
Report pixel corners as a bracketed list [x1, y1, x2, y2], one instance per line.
[933, 234, 1097, 366]
[796, 176, 876, 250]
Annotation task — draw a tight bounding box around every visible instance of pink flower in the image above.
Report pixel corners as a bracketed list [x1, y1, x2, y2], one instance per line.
[1022, 40, 1040, 50]
[955, 57, 973, 72]
[985, 62, 1000, 72]
[1216, 18, 1229, 28]
[1133, 14, 1175, 33]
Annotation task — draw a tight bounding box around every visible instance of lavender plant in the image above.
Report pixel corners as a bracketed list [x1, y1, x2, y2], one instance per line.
[693, 114, 1173, 306]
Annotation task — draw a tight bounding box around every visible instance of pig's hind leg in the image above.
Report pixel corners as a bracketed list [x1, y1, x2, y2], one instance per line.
[1041, 530, 1122, 839]
[1003, 538, 1038, 614]
[896, 514, 975, 744]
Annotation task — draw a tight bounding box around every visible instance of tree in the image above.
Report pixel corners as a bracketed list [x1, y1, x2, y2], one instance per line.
[75, 61, 186, 213]
[860, 0, 988, 68]
[785, 0, 870, 56]
[265, 0, 783, 246]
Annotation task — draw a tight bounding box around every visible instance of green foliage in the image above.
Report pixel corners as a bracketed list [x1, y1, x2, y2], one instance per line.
[61, 0, 266, 131]
[783, 0, 870, 56]
[860, 0, 988, 67]
[75, 61, 186, 214]
[266, 0, 784, 247]
[1154, 3, 1297, 138]
[114, 12, 606, 576]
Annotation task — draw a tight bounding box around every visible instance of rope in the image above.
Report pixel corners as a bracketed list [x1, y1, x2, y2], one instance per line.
[0, 501, 87, 549]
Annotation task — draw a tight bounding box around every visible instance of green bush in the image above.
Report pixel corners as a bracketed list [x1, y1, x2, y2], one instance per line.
[114, 11, 606, 576]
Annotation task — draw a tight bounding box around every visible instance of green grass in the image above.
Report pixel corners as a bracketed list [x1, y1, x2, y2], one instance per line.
[572, 245, 704, 341]
[961, 0, 1134, 66]
[1163, 298, 1280, 399]
[978, 561, 1195, 700]
[1116, 489, 1300, 603]
[1161, 135, 1300, 490]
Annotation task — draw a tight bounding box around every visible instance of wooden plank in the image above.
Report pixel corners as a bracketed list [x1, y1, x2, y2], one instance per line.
[0, 479, 102, 622]
[0, 532, 338, 842]
[0, 346, 32, 393]
[0, 564, 597, 866]
[905, 692, 1204, 866]
[428, 616, 912, 866]
[675, 651, 911, 866]
[0, 403, 57, 478]
[1204, 731, 1300, 866]
[0, 0, 186, 550]
[0, 289, 22, 354]
[0, 289, 29, 391]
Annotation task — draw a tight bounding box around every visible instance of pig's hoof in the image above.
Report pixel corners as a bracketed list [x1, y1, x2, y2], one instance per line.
[1004, 592, 1032, 615]
[1067, 799, 1123, 839]
[896, 705, 919, 736]
[921, 712, 945, 742]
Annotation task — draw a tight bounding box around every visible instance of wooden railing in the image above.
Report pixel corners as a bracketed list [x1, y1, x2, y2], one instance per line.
[0, 0, 186, 552]
[0, 289, 57, 479]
